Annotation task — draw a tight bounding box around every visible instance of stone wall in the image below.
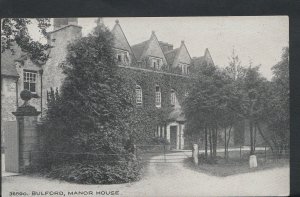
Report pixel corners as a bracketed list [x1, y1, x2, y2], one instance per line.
[15, 60, 42, 114]
[1, 77, 18, 121]
[42, 25, 82, 109]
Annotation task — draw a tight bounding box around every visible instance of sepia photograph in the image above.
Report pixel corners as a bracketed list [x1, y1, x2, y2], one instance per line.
[1, 16, 289, 196]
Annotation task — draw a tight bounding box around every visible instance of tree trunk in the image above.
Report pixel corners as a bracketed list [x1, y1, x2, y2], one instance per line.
[205, 127, 208, 158]
[226, 125, 232, 159]
[224, 127, 227, 158]
[255, 122, 274, 152]
[249, 120, 254, 155]
[213, 128, 217, 158]
[209, 129, 213, 158]
[254, 126, 257, 151]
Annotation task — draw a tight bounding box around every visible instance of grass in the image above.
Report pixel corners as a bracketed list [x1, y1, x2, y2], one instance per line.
[184, 152, 289, 177]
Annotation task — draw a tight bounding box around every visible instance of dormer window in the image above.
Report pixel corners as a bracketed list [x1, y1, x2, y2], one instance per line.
[114, 49, 130, 65]
[153, 61, 157, 69]
[150, 57, 163, 70]
[155, 85, 161, 108]
[124, 52, 129, 63]
[180, 63, 190, 75]
[117, 54, 122, 62]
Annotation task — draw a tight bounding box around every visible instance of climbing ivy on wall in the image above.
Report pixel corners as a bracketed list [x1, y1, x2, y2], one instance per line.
[117, 66, 193, 144]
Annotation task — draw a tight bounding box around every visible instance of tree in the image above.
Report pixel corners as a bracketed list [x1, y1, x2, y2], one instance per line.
[38, 23, 140, 184]
[184, 63, 233, 160]
[256, 47, 289, 155]
[229, 64, 268, 155]
[1, 18, 51, 63]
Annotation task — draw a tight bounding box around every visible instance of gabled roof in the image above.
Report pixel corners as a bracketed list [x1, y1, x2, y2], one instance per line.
[192, 56, 206, 66]
[131, 31, 167, 63]
[164, 48, 179, 65]
[165, 41, 192, 67]
[111, 19, 134, 57]
[192, 48, 214, 67]
[131, 41, 148, 60]
[1, 44, 22, 77]
[204, 48, 214, 65]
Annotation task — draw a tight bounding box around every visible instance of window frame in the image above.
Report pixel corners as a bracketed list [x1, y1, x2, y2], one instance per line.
[155, 85, 161, 108]
[150, 56, 163, 70]
[135, 85, 143, 107]
[23, 69, 37, 93]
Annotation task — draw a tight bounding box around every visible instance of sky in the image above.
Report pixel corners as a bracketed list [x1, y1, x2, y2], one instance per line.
[30, 16, 289, 80]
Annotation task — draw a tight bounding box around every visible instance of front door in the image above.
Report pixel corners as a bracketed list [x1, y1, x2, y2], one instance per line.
[170, 126, 177, 149]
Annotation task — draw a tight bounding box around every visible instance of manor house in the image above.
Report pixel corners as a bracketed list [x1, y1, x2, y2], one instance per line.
[1, 18, 215, 150]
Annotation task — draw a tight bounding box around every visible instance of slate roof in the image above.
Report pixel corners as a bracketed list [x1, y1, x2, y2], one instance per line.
[111, 21, 134, 54]
[131, 41, 148, 61]
[164, 48, 179, 65]
[159, 41, 173, 53]
[192, 56, 206, 67]
[1, 45, 22, 77]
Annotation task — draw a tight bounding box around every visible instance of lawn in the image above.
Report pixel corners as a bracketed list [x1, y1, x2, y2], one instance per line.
[184, 151, 289, 177]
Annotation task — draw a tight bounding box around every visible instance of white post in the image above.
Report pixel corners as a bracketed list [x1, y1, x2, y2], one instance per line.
[181, 124, 185, 150]
[249, 155, 258, 168]
[192, 144, 199, 165]
[158, 126, 161, 137]
[176, 126, 180, 149]
[166, 124, 170, 142]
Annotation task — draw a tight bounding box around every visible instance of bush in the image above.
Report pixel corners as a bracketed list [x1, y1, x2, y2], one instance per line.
[47, 155, 141, 184]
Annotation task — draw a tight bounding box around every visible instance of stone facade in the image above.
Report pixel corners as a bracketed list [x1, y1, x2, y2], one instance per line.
[42, 24, 82, 110]
[1, 77, 18, 122]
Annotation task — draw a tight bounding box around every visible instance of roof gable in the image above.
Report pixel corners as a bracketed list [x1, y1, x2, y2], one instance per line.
[141, 32, 167, 63]
[111, 20, 134, 55]
[171, 41, 192, 68]
[132, 32, 167, 64]
[192, 48, 214, 67]
[204, 48, 214, 65]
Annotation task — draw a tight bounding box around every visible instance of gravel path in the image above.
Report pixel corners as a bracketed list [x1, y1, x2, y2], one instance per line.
[2, 151, 289, 197]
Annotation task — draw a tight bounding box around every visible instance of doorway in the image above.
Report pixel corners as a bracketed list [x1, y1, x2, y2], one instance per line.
[170, 126, 177, 149]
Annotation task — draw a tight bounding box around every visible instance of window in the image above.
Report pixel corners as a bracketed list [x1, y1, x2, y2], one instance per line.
[180, 64, 190, 74]
[136, 85, 143, 106]
[23, 70, 37, 93]
[171, 89, 176, 105]
[117, 54, 122, 62]
[155, 85, 161, 108]
[181, 64, 184, 74]
[124, 52, 129, 63]
[153, 61, 157, 69]
[151, 57, 163, 70]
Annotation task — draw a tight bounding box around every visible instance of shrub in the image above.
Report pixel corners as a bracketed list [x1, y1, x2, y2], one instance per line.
[47, 154, 141, 184]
